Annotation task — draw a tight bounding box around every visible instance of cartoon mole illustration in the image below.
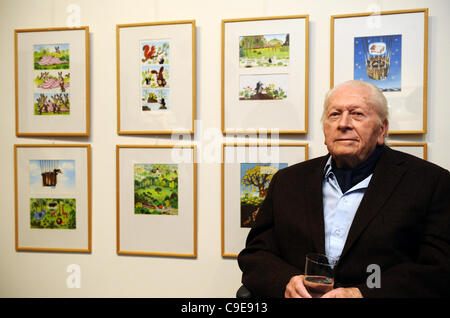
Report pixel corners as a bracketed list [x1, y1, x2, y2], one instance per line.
[159, 98, 167, 110]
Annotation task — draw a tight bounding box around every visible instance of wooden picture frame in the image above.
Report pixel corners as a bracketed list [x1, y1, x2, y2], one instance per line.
[117, 20, 196, 135]
[15, 27, 90, 136]
[14, 144, 92, 252]
[388, 142, 427, 160]
[221, 142, 308, 257]
[331, 9, 428, 134]
[116, 145, 197, 257]
[222, 15, 309, 134]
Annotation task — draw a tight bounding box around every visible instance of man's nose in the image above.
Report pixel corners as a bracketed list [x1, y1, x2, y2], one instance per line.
[338, 112, 352, 129]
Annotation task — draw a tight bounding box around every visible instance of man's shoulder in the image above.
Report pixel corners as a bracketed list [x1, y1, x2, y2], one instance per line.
[384, 147, 449, 175]
[277, 155, 329, 178]
[387, 148, 448, 171]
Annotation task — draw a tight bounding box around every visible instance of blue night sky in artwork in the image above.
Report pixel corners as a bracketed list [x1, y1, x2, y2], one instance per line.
[354, 34, 402, 91]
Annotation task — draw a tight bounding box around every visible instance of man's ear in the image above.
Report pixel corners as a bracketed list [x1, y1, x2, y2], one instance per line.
[377, 119, 389, 145]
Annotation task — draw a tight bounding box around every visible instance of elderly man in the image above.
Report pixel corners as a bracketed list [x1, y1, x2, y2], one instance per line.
[237, 80, 450, 298]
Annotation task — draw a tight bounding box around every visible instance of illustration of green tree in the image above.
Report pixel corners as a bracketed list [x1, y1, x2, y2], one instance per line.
[241, 165, 275, 199]
[240, 35, 267, 53]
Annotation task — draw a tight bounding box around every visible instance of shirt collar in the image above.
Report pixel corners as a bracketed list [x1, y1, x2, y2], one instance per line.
[323, 156, 372, 192]
[324, 156, 333, 178]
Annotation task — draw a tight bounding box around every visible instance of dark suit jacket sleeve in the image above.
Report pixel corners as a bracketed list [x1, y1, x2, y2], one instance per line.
[356, 165, 450, 298]
[237, 171, 303, 298]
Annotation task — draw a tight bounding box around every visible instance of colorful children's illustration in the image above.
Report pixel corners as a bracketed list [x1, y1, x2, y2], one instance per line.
[239, 34, 289, 68]
[240, 163, 287, 228]
[34, 70, 70, 92]
[140, 40, 170, 111]
[33, 43, 71, 116]
[29, 160, 75, 192]
[30, 198, 76, 229]
[34, 44, 70, 70]
[134, 164, 178, 215]
[141, 88, 169, 111]
[239, 74, 288, 100]
[141, 40, 169, 65]
[354, 34, 402, 92]
[142, 65, 169, 88]
[33, 92, 70, 115]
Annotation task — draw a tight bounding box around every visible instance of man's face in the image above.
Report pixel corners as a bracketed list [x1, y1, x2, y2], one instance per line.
[323, 85, 388, 169]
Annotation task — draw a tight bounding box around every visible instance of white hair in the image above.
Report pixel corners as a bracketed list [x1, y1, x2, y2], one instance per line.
[321, 80, 389, 125]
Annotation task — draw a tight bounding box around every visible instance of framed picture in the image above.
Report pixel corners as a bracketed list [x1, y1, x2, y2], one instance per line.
[222, 142, 308, 257]
[222, 15, 309, 134]
[15, 27, 90, 136]
[331, 9, 428, 134]
[116, 145, 197, 257]
[117, 20, 196, 134]
[388, 142, 427, 160]
[14, 144, 91, 252]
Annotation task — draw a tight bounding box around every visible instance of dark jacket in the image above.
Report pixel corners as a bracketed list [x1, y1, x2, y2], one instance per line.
[238, 146, 450, 297]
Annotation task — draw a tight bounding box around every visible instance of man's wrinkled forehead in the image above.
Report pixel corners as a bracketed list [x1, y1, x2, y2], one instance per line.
[326, 85, 374, 110]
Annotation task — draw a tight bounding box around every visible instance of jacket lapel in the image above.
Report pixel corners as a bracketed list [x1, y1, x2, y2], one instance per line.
[339, 147, 407, 261]
[302, 155, 329, 254]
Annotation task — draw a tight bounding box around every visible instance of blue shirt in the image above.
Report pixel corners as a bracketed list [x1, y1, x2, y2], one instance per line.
[322, 156, 372, 262]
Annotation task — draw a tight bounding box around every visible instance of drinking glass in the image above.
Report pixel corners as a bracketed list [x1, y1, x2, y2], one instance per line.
[304, 253, 338, 298]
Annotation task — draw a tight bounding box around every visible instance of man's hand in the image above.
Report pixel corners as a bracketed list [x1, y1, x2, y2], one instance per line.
[285, 275, 312, 298]
[321, 287, 363, 298]
[285, 275, 363, 298]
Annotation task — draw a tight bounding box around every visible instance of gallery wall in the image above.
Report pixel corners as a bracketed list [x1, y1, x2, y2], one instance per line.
[1, 0, 449, 297]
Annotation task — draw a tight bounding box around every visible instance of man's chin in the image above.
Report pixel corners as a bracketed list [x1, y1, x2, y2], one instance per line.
[330, 148, 361, 165]
[331, 145, 358, 157]
[333, 154, 358, 163]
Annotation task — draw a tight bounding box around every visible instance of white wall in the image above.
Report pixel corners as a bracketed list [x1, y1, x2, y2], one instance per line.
[1, 0, 449, 297]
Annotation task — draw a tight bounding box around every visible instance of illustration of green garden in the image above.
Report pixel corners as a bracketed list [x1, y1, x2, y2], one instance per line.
[239, 34, 289, 68]
[134, 164, 178, 215]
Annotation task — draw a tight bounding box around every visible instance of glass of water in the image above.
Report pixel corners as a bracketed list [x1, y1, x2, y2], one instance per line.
[304, 253, 338, 298]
